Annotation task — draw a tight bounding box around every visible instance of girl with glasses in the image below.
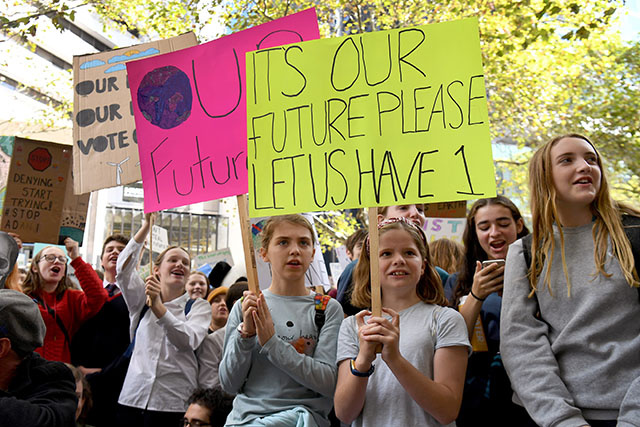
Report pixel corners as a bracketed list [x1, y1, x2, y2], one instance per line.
[22, 237, 107, 363]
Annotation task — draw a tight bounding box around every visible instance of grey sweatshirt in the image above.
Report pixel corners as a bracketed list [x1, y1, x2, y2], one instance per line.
[219, 290, 343, 427]
[501, 222, 640, 427]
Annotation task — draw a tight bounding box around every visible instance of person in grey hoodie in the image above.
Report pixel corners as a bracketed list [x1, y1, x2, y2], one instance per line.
[501, 133, 640, 427]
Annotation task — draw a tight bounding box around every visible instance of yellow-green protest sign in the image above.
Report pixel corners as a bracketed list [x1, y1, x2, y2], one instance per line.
[247, 17, 496, 216]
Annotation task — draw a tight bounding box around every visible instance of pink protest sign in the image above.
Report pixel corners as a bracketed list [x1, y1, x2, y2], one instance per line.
[126, 8, 320, 212]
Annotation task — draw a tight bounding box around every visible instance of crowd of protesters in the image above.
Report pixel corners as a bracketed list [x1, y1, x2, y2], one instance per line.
[1, 134, 640, 427]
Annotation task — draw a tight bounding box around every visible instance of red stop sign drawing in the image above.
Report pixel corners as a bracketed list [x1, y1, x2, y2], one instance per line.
[28, 147, 52, 172]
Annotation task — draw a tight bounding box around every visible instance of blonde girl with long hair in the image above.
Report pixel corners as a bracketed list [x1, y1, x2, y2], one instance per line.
[501, 134, 640, 427]
[334, 218, 470, 426]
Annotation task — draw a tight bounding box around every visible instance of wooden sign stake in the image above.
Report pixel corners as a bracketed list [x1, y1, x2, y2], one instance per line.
[237, 194, 261, 294]
[145, 214, 155, 307]
[367, 207, 381, 317]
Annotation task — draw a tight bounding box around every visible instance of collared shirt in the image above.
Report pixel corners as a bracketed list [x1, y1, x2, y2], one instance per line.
[116, 239, 211, 412]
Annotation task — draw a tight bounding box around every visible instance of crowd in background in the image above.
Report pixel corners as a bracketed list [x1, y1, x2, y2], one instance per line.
[1, 133, 640, 427]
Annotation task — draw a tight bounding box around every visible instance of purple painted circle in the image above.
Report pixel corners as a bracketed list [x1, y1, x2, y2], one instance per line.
[137, 65, 192, 129]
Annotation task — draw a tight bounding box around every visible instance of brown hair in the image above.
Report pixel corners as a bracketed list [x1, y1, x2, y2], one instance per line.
[451, 196, 529, 306]
[188, 271, 210, 285]
[4, 264, 22, 292]
[351, 220, 447, 308]
[101, 234, 129, 257]
[377, 204, 426, 217]
[260, 214, 315, 249]
[430, 238, 464, 275]
[22, 247, 74, 297]
[528, 133, 640, 295]
[345, 228, 367, 254]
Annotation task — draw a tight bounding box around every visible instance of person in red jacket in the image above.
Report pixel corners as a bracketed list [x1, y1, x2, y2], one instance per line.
[22, 237, 107, 363]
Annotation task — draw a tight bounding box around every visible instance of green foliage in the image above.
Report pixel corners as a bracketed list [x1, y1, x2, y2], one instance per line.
[313, 211, 363, 251]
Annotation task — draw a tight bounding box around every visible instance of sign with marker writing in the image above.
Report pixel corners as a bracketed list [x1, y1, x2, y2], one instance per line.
[127, 9, 320, 213]
[151, 225, 169, 253]
[73, 33, 198, 195]
[423, 217, 466, 242]
[1, 138, 70, 243]
[247, 17, 496, 216]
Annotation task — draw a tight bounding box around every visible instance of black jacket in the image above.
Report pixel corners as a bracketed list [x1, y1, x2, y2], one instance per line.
[0, 352, 77, 427]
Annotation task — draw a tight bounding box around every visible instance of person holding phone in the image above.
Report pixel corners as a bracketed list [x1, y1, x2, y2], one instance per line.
[443, 196, 530, 425]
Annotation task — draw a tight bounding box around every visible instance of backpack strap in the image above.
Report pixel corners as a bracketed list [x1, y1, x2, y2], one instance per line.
[522, 234, 533, 271]
[34, 295, 72, 353]
[314, 294, 331, 332]
[621, 215, 640, 302]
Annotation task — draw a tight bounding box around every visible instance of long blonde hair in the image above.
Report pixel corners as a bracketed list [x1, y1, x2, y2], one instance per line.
[528, 133, 640, 296]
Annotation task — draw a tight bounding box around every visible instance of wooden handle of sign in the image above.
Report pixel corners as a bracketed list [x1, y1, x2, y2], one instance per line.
[367, 207, 383, 353]
[368, 207, 381, 317]
[237, 195, 260, 294]
[146, 214, 155, 307]
[315, 285, 324, 294]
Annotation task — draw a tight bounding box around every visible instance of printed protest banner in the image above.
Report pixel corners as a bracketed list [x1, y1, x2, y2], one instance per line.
[247, 17, 496, 216]
[126, 8, 320, 213]
[73, 33, 198, 195]
[424, 217, 466, 242]
[1, 138, 71, 243]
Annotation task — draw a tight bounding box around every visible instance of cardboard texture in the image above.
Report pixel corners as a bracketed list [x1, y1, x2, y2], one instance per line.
[423, 201, 467, 218]
[73, 33, 198, 195]
[59, 167, 90, 244]
[1, 138, 73, 243]
[126, 9, 320, 212]
[247, 17, 496, 216]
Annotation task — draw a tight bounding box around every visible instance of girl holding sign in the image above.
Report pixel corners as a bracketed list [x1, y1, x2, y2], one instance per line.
[116, 213, 210, 427]
[444, 196, 529, 425]
[219, 214, 343, 427]
[334, 217, 470, 426]
[501, 134, 640, 426]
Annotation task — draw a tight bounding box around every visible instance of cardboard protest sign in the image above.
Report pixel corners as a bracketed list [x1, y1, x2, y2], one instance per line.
[151, 225, 169, 253]
[0, 136, 14, 211]
[247, 17, 496, 216]
[126, 8, 320, 213]
[193, 247, 234, 269]
[59, 167, 90, 245]
[424, 217, 466, 242]
[250, 214, 330, 290]
[424, 201, 466, 218]
[1, 138, 71, 243]
[73, 33, 198, 195]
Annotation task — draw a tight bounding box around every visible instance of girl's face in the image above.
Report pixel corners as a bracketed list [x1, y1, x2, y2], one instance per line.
[475, 204, 523, 260]
[378, 228, 425, 292]
[34, 247, 67, 285]
[260, 223, 315, 282]
[186, 274, 208, 299]
[550, 137, 601, 213]
[210, 293, 228, 324]
[380, 205, 426, 228]
[154, 248, 190, 288]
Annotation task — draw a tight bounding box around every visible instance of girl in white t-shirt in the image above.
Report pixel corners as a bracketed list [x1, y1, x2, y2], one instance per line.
[334, 217, 470, 427]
